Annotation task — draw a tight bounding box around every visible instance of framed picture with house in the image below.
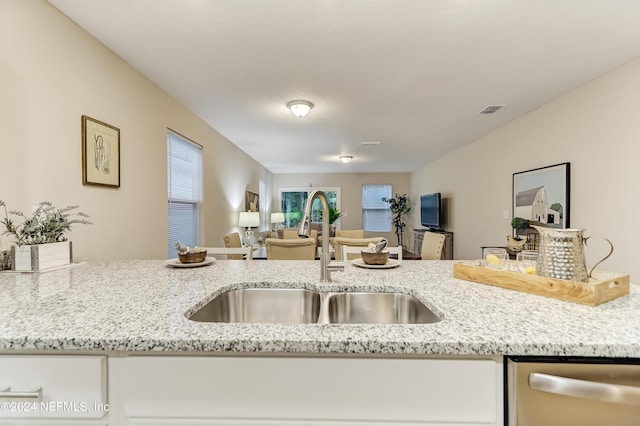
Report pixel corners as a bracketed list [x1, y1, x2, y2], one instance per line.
[512, 162, 570, 228]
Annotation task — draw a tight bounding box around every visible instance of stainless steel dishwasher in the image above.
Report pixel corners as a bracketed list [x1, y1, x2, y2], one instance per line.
[506, 356, 640, 426]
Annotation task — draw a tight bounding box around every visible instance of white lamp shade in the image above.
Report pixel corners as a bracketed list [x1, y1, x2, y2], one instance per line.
[238, 211, 260, 228]
[270, 212, 285, 223]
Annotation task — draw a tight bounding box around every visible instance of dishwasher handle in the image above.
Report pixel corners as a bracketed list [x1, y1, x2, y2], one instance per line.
[529, 372, 640, 406]
[0, 386, 43, 399]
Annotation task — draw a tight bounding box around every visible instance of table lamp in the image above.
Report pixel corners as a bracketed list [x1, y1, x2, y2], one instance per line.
[270, 212, 285, 231]
[238, 211, 260, 246]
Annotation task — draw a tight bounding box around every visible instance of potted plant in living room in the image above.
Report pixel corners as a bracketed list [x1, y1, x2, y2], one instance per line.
[328, 208, 342, 226]
[0, 200, 91, 271]
[318, 207, 342, 237]
[507, 216, 529, 252]
[382, 193, 412, 248]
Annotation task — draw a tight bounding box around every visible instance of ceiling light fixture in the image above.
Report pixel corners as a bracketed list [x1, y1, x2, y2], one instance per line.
[339, 155, 353, 163]
[286, 100, 314, 118]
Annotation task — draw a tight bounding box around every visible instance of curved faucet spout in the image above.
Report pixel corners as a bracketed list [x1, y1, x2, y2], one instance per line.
[297, 190, 342, 282]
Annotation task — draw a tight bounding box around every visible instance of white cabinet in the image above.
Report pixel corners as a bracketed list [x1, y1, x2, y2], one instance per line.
[2, 354, 503, 425]
[0, 355, 107, 425]
[110, 356, 502, 426]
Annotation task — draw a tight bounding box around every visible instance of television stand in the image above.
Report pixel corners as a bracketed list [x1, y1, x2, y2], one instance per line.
[389, 248, 422, 261]
[413, 228, 454, 260]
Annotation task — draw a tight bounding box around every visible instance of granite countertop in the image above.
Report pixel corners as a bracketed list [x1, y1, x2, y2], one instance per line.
[0, 259, 638, 357]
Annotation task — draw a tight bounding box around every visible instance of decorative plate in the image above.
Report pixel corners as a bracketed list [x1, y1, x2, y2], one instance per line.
[352, 258, 400, 269]
[165, 257, 215, 268]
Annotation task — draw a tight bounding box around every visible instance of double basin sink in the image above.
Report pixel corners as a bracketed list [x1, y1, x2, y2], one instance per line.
[188, 287, 441, 325]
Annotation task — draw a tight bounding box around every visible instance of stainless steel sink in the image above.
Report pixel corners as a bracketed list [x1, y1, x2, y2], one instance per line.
[326, 292, 441, 324]
[188, 288, 321, 323]
[187, 287, 441, 324]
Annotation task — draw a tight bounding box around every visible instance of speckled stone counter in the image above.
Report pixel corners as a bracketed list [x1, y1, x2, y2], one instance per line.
[0, 259, 638, 357]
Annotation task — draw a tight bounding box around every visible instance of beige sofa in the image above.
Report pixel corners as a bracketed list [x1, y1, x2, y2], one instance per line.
[265, 238, 317, 260]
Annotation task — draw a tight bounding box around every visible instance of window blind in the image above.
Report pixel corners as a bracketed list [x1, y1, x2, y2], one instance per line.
[167, 131, 202, 258]
[362, 184, 392, 232]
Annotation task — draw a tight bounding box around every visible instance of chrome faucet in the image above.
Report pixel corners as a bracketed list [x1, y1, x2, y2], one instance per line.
[298, 189, 344, 282]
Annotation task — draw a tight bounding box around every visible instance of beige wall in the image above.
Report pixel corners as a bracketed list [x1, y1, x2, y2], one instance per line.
[271, 173, 411, 245]
[0, 0, 271, 260]
[412, 58, 640, 278]
[5, 1, 638, 277]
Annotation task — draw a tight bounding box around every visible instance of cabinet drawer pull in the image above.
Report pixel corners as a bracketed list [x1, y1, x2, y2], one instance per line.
[0, 386, 43, 399]
[529, 372, 640, 405]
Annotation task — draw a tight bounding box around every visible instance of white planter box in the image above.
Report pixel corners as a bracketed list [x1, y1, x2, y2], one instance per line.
[11, 241, 72, 271]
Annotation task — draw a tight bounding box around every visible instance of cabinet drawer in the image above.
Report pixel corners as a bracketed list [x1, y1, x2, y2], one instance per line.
[113, 356, 499, 423]
[0, 356, 107, 419]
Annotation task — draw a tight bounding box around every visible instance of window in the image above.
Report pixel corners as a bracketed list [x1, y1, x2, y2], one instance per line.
[167, 130, 202, 258]
[279, 187, 340, 228]
[362, 184, 392, 232]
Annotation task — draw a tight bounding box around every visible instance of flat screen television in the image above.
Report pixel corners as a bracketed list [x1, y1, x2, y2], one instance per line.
[420, 192, 442, 230]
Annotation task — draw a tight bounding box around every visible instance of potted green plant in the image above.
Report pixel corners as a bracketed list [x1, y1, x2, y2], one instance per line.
[328, 208, 342, 225]
[511, 217, 530, 238]
[0, 200, 91, 271]
[382, 194, 412, 247]
[318, 208, 342, 237]
[507, 217, 530, 251]
[318, 208, 341, 223]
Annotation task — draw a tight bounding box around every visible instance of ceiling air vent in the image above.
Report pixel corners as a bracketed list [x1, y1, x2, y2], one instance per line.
[359, 141, 381, 146]
[478, 105, 504, 115]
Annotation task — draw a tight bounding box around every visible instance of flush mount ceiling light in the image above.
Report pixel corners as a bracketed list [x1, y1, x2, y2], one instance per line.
[286, 100, 314, 118]
[339, 155, 354, 163]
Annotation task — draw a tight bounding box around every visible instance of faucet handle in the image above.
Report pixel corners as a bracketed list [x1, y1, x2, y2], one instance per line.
[328, 261, 345, 270]
[326, 261, 345, 282]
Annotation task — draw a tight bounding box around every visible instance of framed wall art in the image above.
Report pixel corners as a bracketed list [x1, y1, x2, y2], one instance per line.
[512, 162, 570, 228]
[246, 190, 259, 212]
[82, 115, 120, 188]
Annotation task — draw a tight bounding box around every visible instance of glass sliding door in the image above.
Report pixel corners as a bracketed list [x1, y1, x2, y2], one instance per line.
[279, 188, 340, 229]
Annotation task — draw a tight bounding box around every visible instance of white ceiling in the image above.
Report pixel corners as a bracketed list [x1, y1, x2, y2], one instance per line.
[48, 0, 640, 174]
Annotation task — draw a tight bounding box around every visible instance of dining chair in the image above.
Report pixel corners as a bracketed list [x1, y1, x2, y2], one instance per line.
[421, 232, 446, 260]
[330, 237, 385, 261]
[201, 246, 253, 260]
[223, 232, 244, 260]
[265, 238, 316, 260]
[342, 245, 402, 262]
